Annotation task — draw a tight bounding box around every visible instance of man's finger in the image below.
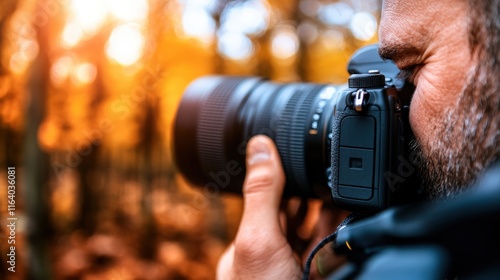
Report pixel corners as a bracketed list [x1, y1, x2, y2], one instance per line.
[216, 243, 234, 280]
[226, 135, 302, 279]
[238, 135, 286, 236]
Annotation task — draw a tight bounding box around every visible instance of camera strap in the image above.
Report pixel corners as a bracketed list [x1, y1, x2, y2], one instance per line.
[302, 160, 500, 280]
[302, 214, 365, 280]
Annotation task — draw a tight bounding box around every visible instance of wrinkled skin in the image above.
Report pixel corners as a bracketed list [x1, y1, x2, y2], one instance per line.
[380, 0, 499, 197]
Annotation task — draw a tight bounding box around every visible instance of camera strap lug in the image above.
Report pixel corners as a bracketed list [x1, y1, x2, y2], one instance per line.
[354, 89, 368, 112]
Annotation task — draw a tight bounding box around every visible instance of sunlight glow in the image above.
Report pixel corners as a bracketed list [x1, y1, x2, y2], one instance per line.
[179, 0, 219, 14]
[181, 6, 216, 44]
[217, 32, 254, 60]
[319, 3, 354, 26]
[9, 38, 39, 74]
[107, 0, 148, 22]
[69, 0, 108, 35]
[319, 30, 345, 50]
[220, 0, 269, 36]
[106, 24, 145, 66]
[299, 0, 320, 17]
[271, 29, 299, 60]
[61, 21, 84, 48]
[297, 21, 318, 44]
[51, 56, 74, 85]
[350, 12, 377, 41]
[72, 63, 97, 86]
[9, 53, 27, 75]
[351, 0, 380, 13]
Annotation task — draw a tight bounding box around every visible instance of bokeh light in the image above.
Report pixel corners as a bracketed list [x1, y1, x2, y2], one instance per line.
[61, 21, 84, 48]
[299, 0, 320, 17]
[271, 27, 300, 60]
[297, 20, 319, 44]
[107, 0, 149, 22]
[319, 29, 345, 51]
[71, 63, 97, 86]
[1, 0, 384, 278]
[38, 118, 60, 150]
[50, 56, 74, 85]
[68, 0, 108, 36]
[179, 0, 219, 14]
[181, 5, 216, 44]
[351, 0, 380, 13]
[217, 31, 254, 60]
[350, 12, 377, 41]
[219, 0, 269, 36]
[319, 2, 354, 26]
[9, 38, 39, 75]
[105, 23, 145, 66]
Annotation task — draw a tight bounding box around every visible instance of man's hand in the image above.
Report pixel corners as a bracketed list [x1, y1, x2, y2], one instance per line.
[217, 135, 302, 279]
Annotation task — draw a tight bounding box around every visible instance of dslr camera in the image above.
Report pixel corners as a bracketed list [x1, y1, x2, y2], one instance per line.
[173, 44, 420, 214]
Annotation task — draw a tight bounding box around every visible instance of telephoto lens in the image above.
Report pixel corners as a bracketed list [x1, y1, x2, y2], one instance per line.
[173, 77, 342, 201]
[174, 44, 421, 213]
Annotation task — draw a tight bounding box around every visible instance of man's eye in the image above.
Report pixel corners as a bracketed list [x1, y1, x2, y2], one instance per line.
[396, 65, 421, 84]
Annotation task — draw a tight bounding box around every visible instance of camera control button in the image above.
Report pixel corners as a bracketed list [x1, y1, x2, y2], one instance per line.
[338, 185, 373, 200]
[348, 73, 385, 88]
[338, 147, 374, 188]
[340, 116, 375, 149]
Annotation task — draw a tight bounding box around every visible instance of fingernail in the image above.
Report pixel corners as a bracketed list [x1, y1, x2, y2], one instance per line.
[247, 140, 271, 166]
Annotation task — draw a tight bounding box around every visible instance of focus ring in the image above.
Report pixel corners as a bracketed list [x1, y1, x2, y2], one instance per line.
[276, 85, 323, 194]
[197, 78, 244, 176]
[251, 84, 282, 139]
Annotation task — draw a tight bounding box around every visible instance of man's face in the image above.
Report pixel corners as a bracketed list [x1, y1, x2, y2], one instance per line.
[379, 0, 499, 197]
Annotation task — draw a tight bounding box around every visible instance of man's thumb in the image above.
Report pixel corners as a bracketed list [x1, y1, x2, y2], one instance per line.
[239, 135, 285, 232]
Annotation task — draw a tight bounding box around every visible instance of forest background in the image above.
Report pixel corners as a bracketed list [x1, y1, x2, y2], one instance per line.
[0, 0, 380, 279]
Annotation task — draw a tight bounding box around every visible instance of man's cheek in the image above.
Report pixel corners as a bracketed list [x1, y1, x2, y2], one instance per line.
[409, 89, 427, 143]
[408, 85, 440, 149]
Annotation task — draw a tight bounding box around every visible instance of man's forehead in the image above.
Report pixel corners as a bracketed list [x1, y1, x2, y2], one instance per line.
[382, 0, 432, 12]
[382, 0, 461, 16]
[379, 0, 466, 62]
[379, 0, 440, 62]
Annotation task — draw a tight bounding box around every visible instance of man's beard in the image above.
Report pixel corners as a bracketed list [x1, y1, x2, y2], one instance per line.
[414, 62, 500, 199]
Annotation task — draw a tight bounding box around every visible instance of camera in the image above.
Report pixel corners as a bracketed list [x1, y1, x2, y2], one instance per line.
[173, 44, 421, 213]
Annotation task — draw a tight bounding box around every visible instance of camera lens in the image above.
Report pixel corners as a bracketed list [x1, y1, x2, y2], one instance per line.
[174, 76, 341, 200]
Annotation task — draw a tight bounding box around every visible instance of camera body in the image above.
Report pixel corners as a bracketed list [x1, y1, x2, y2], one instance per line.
[173, 44, 420, 214]
[330, 71, 411, 212]
[329, 45, 420, 212]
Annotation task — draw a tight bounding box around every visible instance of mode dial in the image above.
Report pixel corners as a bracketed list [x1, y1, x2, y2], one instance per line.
[348, 70, 386, 88]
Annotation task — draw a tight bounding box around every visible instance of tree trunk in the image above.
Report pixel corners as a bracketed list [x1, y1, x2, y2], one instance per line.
[24, 2, 52, 277]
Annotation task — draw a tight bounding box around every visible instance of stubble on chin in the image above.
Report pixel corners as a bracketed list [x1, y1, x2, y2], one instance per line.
[414, 63, 500, 199]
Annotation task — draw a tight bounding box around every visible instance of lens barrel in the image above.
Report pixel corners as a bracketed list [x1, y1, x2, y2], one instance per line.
[174, 76, 342, 200]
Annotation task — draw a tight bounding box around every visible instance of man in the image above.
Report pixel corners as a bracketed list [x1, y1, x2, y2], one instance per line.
[217, 0, 499, 279]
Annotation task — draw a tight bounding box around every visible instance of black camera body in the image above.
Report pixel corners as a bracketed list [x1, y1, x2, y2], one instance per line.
[330, 72, 411, 212]
[174, 44, 420, 214]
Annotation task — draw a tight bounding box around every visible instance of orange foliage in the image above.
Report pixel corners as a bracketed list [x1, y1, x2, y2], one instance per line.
[0, 0, 382, 279]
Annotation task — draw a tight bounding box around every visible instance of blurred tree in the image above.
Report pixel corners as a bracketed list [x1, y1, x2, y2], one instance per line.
[0, 1, 18, 75]
[0, 0, 383, 278]
[0, 1, 19, 167]
[0, 2, 19, 277]
[24, 0, 53, 278]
